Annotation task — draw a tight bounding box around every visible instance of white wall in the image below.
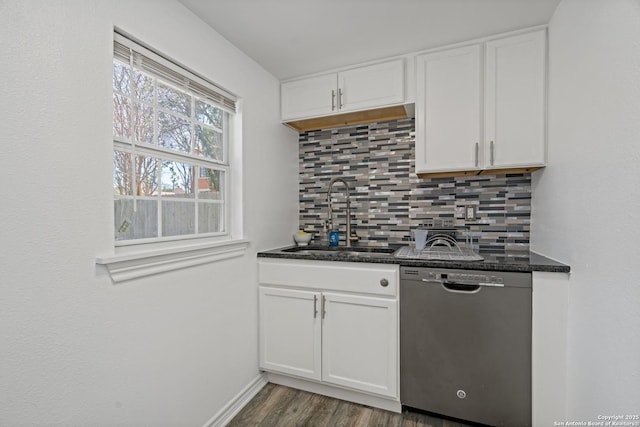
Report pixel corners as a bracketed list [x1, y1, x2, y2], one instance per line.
[0, 1, 298, 426]
[532, 0, 640, 420]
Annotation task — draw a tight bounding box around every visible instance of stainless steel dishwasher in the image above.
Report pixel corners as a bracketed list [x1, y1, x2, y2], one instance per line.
[400, 266, 532, 426]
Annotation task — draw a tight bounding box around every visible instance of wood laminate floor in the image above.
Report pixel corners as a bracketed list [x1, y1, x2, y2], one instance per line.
[227, 383, 473, 427]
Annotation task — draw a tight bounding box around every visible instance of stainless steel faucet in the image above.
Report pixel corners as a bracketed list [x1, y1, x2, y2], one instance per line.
[327, 177, 358, 247]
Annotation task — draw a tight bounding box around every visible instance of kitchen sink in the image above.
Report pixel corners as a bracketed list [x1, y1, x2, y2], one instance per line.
[281, 246, 397, 257]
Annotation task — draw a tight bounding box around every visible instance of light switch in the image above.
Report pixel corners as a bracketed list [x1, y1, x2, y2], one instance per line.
[465, 206, 476, 220]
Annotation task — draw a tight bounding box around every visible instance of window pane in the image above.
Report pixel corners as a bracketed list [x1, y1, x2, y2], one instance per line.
[197, 168, 223, 199]
[158, 82, 191, 116]
[195, 125, 223, 161]
[113, 38, 235, 243]
[113, 93, 131, 139]
[113, 61, 131, 95]
[161, 160, 194, 198]
[162, 201, 195, 237]
[195, 100, 223, 128]
[158, 111, 191, 153]
[136, 155, 160, 196]
[115, 198, 158, 240]
[114, 151, 133, 195]
[134, 103, 154, 144]
[198, 202, 223, 234]
[133, 70, 154, 103]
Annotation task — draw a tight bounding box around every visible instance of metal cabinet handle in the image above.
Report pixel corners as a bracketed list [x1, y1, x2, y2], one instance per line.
[475, 142, 479, 167]
[338, 88, 343, 109]
[380, 278, 389, 287]
[313, 295, 318, 318]
[490, 140, 495, 166]
[322, 295, 327, 319]
[331, 90, 336, 111]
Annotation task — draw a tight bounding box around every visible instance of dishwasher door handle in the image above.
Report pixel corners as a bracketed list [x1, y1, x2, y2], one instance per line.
[442, 281, 505, 292]
[478, 282, 505, 288]
[421, 278, 504, 289]
[420, 278, 481, 293]
[442, 282, 481, 293]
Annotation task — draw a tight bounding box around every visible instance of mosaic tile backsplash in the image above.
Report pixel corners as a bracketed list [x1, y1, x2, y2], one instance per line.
[298, 118, 531, 253]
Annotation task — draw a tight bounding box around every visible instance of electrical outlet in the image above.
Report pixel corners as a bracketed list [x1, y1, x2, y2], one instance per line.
[465, 206, 477, 220]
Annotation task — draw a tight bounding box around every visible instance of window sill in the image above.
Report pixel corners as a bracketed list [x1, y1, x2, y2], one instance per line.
[96, 239, 249, 283]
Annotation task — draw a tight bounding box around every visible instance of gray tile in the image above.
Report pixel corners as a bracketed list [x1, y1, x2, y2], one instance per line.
[298, 119, 531, 252]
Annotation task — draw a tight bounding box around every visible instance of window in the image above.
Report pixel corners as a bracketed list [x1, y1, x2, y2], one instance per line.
[112, 32, 237, 244]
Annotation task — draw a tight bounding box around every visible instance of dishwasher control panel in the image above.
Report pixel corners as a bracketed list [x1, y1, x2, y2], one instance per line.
[445, 272, 504, 285]
[400, 267, 530, 288]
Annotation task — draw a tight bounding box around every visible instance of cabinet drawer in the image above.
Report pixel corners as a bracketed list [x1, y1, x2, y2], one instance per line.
[259, 259, 398, 297]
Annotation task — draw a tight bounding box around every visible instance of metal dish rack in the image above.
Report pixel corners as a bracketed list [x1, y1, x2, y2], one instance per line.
[395, 229, 484, 262]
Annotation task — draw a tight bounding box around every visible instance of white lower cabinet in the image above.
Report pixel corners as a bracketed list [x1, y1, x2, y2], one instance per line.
[259, 287, 321, 380]
[321, 292, 397, 397]
[258, 259, 398, 400]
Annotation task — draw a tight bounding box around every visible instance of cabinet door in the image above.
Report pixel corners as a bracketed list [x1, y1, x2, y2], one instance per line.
[281, 73, 337, 121]
[321, 292, 397, 398]
[484, 29, 546, 169]
[259, 287, 321, 381]
[415, 45, 482, 173]
[338, 59, 405, 113]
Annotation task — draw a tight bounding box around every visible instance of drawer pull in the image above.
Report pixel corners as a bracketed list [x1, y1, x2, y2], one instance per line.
[380, 278, 389, 287]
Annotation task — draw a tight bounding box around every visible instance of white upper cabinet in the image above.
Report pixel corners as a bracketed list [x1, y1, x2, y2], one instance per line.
[281, 73, 337, 121]
[415, 45, 482, 173]
[337, 60, 405, 113]
[281, 59, 405, 121]
[484, 29, 547, 169]
[415, 28, 547, 175]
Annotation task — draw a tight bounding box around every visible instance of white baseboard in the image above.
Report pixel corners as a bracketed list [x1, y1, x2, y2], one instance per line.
[202, 373, 268, 427]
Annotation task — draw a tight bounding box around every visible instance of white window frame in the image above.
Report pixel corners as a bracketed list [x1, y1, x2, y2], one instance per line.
[97, 30, 247, 283]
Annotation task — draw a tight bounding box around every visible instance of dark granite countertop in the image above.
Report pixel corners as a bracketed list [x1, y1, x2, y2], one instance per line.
[257, 244, 570, 273]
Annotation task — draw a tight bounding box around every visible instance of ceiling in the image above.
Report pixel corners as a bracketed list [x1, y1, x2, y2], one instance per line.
[178, 0, 561, 80]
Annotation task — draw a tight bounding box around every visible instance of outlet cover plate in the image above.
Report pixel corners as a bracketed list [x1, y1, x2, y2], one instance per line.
[465, 206, 477, 220]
